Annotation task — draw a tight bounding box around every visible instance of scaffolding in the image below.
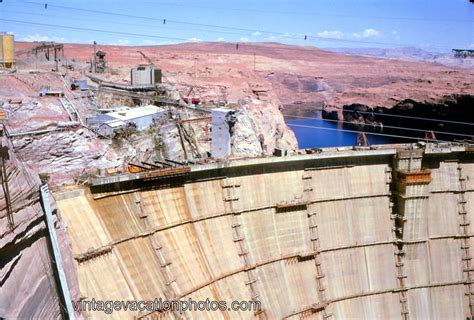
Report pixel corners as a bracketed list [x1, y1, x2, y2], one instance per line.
[275, 201, 308, 212]
[458, 165, 474, 316]
[75, 246, 112, 263]
[17, 42, 64, 71]
[303, 171, 332, 318]
[397, 169, 432, 185]
[223, 177, 265, 317]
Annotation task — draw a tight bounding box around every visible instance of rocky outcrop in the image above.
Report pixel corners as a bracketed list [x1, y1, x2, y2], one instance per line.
[242, 97, 297, 154]
[322, 94, 474, 139]
[0, 132, 81, 319]
[232, 107, 263, 156]
[12, 129, 119, 185]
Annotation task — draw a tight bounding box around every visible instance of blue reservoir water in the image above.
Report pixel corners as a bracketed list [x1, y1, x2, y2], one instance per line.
[285, 115, 398, 149]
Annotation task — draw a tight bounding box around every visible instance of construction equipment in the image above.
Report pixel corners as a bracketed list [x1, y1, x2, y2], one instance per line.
[91, 42, 106, 73]
[39, 87, 64, 97]
[176, 117, 211, 124]
[397, 169, 432, 185]
[356, 132, 370, 147]
[425, 130, 437, 142]
[131, 65, 161, 85]
[453, 49, 474, 58]
[127, 163, 148, 173]
[95, 49, 106, 73]
[71, 80, 88, 91]
[137, 50, 154, 66]
[182, 87, 201, 105]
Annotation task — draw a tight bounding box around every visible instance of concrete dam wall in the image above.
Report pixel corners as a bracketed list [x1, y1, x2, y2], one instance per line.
[55, 144, 474, 319]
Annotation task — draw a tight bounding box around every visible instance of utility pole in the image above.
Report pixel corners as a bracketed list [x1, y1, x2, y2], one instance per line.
[194, 58, 197, 78]
[254, 53, 256, 74]
[54, 47, 58, 72]
[93, 41, 97, 73]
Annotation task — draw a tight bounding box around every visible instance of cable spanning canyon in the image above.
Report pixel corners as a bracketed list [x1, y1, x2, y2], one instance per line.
[51, 143, 474, 319]
[1, 28, 474, 319]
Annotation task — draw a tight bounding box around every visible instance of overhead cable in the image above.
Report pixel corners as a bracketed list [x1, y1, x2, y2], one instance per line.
[283, 114, 473, 138]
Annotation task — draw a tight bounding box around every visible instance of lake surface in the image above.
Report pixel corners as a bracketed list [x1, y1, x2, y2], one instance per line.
[284, 112, 399, 149]
[284, 107, 471, 149]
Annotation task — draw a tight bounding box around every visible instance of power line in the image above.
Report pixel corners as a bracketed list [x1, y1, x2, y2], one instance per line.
[16, 1, 457, 50]
[0, 18, 343, 60]
[0, 18, 188, 42]
[342, 109, 474, 127]
[287, 123, 449, 143]
[1, 8, 250, 38]
[0, 18, 335, 55]
[283, 114, 474, 138]
[3, 12, 470, 132]
[26, 0, 474, 23]
[24, 1, 268, 32]
[1, 18, 427, 57]
[0, 17, 381, 50]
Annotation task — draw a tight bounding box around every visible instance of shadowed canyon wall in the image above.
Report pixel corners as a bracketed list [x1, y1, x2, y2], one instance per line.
[0, 134, 80, 319]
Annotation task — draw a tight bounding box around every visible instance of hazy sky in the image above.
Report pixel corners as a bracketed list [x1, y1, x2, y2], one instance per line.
[0, 0, 473, 52]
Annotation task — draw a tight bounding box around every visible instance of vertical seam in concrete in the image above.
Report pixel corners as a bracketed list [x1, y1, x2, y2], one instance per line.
[391, 156, 411, 320]
[223, 177, 265, 318]
[303, 171, 332, 319]
[136, 191, 181, 319]
[457, 164, 474, 317]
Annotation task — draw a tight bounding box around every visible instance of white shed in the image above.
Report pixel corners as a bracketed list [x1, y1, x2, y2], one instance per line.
[107, 105, 165, 130]
[98, 119, 126, 137]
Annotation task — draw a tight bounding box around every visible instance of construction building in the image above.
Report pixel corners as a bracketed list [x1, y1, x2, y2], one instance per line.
[131, 65, 162, 86]
[211, 108, 235, 158]
[0, 32, 15, 69]
[98, 119, 127, 137]
[71, 80, 88, 91]
[94, 105, 165, 137]
[86, 114, 115, 127]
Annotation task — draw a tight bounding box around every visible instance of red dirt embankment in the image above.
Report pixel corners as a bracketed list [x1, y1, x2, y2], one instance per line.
[16, 41, 473, 113]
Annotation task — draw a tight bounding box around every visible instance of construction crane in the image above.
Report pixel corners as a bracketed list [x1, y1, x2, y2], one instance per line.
[182, 86, 201, 105]
[356, 132, 370, 147]
[425, 130, 437, 142]
[136, 50, 173, 85]
[137, 50, 154, 66]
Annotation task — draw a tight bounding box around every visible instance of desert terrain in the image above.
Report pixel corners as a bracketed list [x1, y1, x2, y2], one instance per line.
[2, 41, 473, 185]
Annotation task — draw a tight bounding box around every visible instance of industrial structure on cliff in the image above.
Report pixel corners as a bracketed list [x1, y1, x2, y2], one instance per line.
[0, 33, 15, 69]
[211, 108, 236, 158]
